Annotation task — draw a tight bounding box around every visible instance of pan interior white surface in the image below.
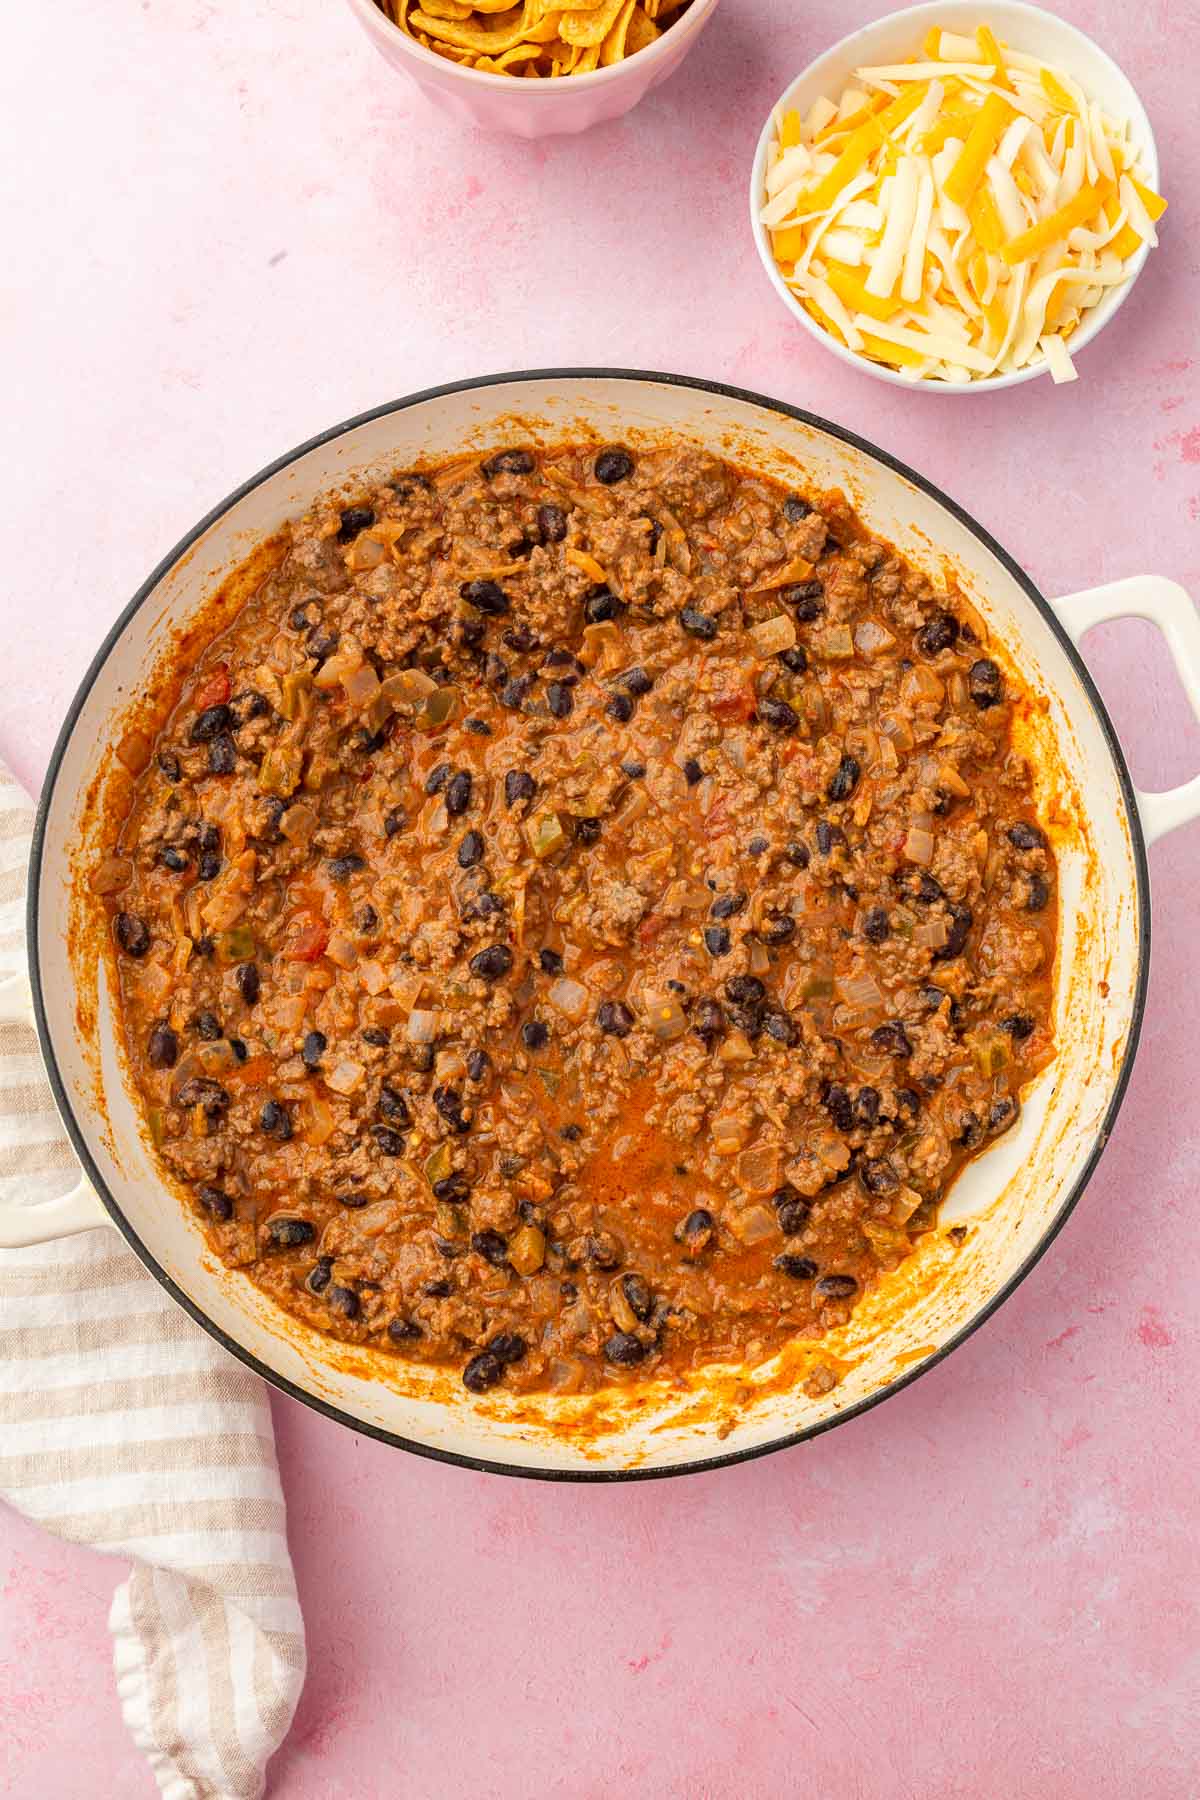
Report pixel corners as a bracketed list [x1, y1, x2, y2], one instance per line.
[36, 374, 1143, 1473]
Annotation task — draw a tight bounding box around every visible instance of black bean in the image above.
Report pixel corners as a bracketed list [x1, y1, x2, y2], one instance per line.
[774, 1254, 818, 1280]
[815, 1273, 858, 1299]
[959, 1111, 984, 1149]
[235, 962, 260, 1005]
[489, 1332, 527, 1365]
[703, 925, 731, 957]
[621, 667, 653, 696]
[290, 604, 315, 632]
[747, 834, 770, 857]
[197, 851, 221, 882]
[147, 1021, 178, 1069]
[307, 1257, 333, 1294]
[198, 824, 221, 854]
[690, 999, 725, 1048]
[871, 1021, 912, 1057]
[190, 704, 234, 743]
[682, 758, 703, 786]
[784, 495, 812, 522]
[604, 1331, 646, 1365]
[470, 1229, 509, 1267]
[301, 1030, 326, 1070]
[500, 675, 534, 710]
[521, 1019, 549, 1051]
[197, 1184, 233, 1222]
[485, 654, 509, 687]
[607, 692, 634, 723]
[536, 502, 568, 544]
[193, 1010, 221, 1041]
[969, 659, 1004, 708]
[326, 1285, 360, 1320]
[676, 1208, 715, 1253]
[232, 689, 269, 724]
[308, 630, 340, 666]
[933, 902, 974, 961]
[855, 1086, 881, 1129]
[338, 1191, 370, 1209]
[595, 447, 634, 485]
[1026, 875, 1051, 913]
[575, 817, 602, 845]
[422, 1279, 453, 1298]
[483, 448, 535, 477]
[815, 821, 845, 856]
[470, 944, 513, 981]
[584, 587, 624, 625]
[389, 1316, 423, 1344]
[258, 798, 286, 843]
[230, 1038, 247, 1062]
[504, 770, 536, 808]
[115, 912, 150, 957]
[337, 505, 375, 543]
[989, 1095, 1019, 1136]
[896, 1087, 922, 1118]
[710, 891, 747, 920]
[362, 1026, 390, 1047]
[458, 830, 485, 869]
[463, 717, 492, 737]
[193, 936, 214, 959]
[425, 763, 452, 796]
[267, 1217, 314, 1249]
[780, 646, 808, 674]
[372, 1124, 406, 1157]
[434, 1084, 469, 1133]
[379, 1085, 410, 1125]
[460, 578, 510, 616]
[1007, 821, 1046, 851]
[916, 611, 959, 657]
[860, 1157, 899, 1196]
[826, 754, 861, 802]
[259, 1099, 293, 1141]
[680, 608, 718, 640]
[158, 750, 182, 782]
[725, 975, 765, 1006]
[783, 581, 825, 621]
[911, 871, 943, 904]
[327, 853, 366, 882]
[463, 1351, 503, 1393]
[784, 840, 810, 869]
[763, 1008, 797, 1045]
[823, 1082, 854, 1132]
[862, 906, 890, 943]
[357, 905, 380, 937]
[159, 845, 188, 873]
[546, 681, 574, 719]
[621, 1273, 654, 1322]
[537, 948, 564, 977]
[440, 772, 470, 818]
[559, 1123, 583, 1142]
[596, 1000, 634, 1037]
[761, 914, 796, 946]
[1001, 1013, 1035, 1041]
[759, 696, 799, 732]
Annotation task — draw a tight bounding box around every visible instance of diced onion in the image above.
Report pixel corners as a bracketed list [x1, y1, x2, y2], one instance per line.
[325, 1059, 366, 1096]
[914, 918, 950, 949]
[836, 970, 884, 1014]
[406, 1008, 439, 1044]
[548, 977, 589, 1022]
[854, 619, 896, 658]
[904, 816, 936, 864]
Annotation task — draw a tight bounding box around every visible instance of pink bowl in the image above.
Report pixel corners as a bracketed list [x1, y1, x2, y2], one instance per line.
[343, 0, 722, 137]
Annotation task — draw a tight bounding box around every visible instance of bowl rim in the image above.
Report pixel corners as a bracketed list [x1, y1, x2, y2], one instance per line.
[344, 0, 720, 94]
[748, 0, 1161, 395]
[28, 366, 1152, 1482]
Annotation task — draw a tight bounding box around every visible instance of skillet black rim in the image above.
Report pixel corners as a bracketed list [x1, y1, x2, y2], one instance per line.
[27, 367, 1153, 1483]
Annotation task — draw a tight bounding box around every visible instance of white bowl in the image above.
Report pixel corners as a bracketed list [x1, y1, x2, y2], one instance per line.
[748, 0, 1160, 394]
[344, 0, 722, 138]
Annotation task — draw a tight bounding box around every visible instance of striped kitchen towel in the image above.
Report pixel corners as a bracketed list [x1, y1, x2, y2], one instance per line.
[0, 760, 306, 1800]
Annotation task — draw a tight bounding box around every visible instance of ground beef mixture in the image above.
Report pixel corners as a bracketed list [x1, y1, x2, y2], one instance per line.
[96, 440, 1056, 1398]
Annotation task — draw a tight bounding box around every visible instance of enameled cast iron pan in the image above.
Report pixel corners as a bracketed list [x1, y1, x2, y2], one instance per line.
[6, 371, 1200, 1480]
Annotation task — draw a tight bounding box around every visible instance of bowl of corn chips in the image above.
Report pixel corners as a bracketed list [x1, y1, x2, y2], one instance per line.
[347, 0, 720, 135]
[750, 2, 1164, 390]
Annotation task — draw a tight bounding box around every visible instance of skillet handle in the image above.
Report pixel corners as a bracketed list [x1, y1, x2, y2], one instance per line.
[0, 967, 111, 1246]
[1050, 576, 1200, 847]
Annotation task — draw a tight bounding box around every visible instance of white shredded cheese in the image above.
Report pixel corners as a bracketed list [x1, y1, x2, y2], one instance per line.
[1039, 333, 1078, 383]
[865, 156, 919, 297]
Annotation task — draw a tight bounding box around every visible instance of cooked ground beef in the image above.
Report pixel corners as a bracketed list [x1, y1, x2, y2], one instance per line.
[97, 440, 1057, 1398]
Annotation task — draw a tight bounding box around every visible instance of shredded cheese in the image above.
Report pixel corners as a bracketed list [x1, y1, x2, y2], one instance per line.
[760, 18, 1165, 384]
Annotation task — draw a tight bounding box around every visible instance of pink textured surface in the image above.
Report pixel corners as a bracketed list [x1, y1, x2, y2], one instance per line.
[2, 2, 1198, 1794]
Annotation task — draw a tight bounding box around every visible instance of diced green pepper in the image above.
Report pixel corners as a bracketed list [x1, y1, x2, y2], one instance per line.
[147, 1107, 165, 1147]
[801, 974, 834, 999]
[424, 1143, 454, 1187]
[526, 811, 567, 861]
[279, 671, 313, 722]
[416, 687, 459, 731]
[537, 1068, 561, 1097]
[257, 744, 303, 798]
[215, 925, 255, 965]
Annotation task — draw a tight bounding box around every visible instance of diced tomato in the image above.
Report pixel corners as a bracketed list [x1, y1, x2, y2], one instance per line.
[637, 914, 667, 947]
[711, 687, 755, 723]
[288, 920, 329, 962]
[194, 665, 230, 709]
[228, 1054, 272, 1088]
